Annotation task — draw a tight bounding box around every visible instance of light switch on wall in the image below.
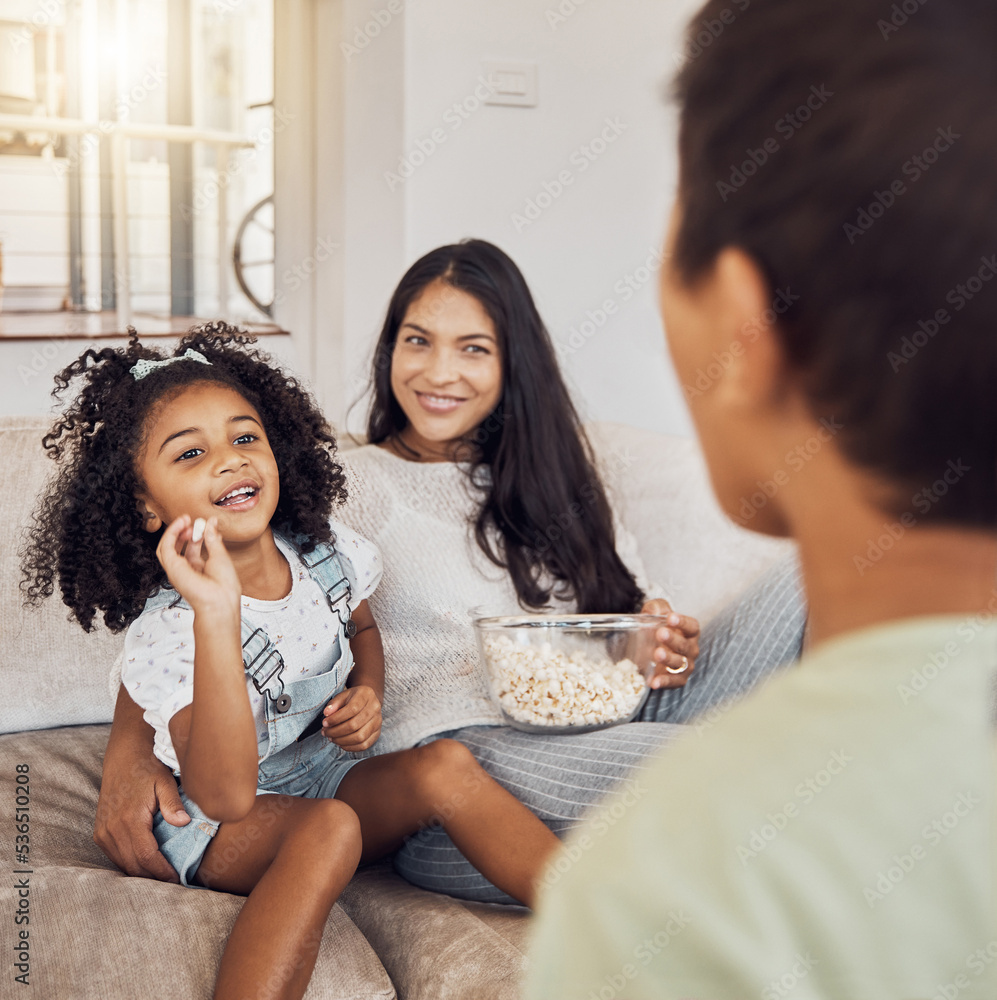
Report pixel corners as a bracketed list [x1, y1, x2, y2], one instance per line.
[483, 60, 539, 107]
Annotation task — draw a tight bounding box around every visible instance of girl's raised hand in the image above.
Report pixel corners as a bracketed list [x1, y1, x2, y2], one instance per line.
[156, 515, 241, 615]
[641, 598, 700, 689]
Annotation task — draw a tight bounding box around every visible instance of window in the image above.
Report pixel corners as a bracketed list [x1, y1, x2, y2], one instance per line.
[0, 0, 280, 338]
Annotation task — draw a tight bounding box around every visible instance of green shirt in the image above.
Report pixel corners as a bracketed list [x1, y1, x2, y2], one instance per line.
[526, 616, 997, 1000]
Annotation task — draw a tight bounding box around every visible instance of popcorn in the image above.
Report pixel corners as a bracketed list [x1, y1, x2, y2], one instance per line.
[481, 634, 646, 729]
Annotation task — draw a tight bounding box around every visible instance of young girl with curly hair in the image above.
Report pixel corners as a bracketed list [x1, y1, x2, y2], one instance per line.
[22, 325, 558, 1000]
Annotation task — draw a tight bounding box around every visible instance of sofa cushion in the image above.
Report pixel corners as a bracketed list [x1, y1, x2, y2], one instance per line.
[340, 863, 530, 1000]
[1, 722, 536, 999]
[0, 416, 120, 734]
[0, 725, 396, 999]
[588, 422, 795, 622]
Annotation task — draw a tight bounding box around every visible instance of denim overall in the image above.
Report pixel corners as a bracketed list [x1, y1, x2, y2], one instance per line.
[147, 534, 362, 886]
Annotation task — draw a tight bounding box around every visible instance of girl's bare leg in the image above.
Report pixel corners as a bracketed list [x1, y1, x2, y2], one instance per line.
[193, 795, 362, 1000]
[335, 739, 559, 907]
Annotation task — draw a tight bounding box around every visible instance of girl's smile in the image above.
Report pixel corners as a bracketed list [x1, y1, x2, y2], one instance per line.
[213, 479, 261, 509]
[135, 383, 280, 547]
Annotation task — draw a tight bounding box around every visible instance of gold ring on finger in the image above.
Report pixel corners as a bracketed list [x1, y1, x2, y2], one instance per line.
[665, 655, 689, 675]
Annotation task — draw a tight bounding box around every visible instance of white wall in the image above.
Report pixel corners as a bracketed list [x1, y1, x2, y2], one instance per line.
[332, 0, 701, 437]
[4, 333, 303, 418]
[4, 0, 705, 437]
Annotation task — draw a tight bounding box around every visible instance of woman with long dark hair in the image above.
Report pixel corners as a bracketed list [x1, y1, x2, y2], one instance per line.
[366, 238, 647, 615]
[325, 238, 804, 900]
[94, 239, 806, 902]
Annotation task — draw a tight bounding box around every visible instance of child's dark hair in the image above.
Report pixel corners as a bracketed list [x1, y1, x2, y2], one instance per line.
[21, 323, 345, 633]
[365, 239, 644, 615]
[673, 0, 997, 526]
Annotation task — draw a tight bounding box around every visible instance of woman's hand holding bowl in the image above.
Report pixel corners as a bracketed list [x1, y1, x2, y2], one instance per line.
[641, 598, 700, 689]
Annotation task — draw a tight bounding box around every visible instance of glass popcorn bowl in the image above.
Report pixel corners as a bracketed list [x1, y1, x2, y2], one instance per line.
[471, 612, 666, 734]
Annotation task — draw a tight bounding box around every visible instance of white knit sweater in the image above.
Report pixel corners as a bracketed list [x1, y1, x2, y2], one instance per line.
[337, 445, 657, 755]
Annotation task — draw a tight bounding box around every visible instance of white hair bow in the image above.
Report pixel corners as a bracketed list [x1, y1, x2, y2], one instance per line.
[129, 348, 213, 381]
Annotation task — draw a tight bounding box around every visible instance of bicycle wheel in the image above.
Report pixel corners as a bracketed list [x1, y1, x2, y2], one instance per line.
[232, 194, 275, 317]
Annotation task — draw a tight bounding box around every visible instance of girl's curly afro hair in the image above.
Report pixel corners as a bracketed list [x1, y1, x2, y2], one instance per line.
[21, 323, 346, 633]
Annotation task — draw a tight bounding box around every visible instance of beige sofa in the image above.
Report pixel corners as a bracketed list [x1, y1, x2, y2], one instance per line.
[0, 414, 791, 999]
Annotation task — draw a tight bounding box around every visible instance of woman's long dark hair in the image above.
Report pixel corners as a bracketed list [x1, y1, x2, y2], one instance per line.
[366, 239, 644, 614]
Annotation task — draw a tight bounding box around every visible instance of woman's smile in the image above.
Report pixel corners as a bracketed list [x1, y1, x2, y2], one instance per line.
[415, 391, 468, 414]
[389, 279, 503, 459]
